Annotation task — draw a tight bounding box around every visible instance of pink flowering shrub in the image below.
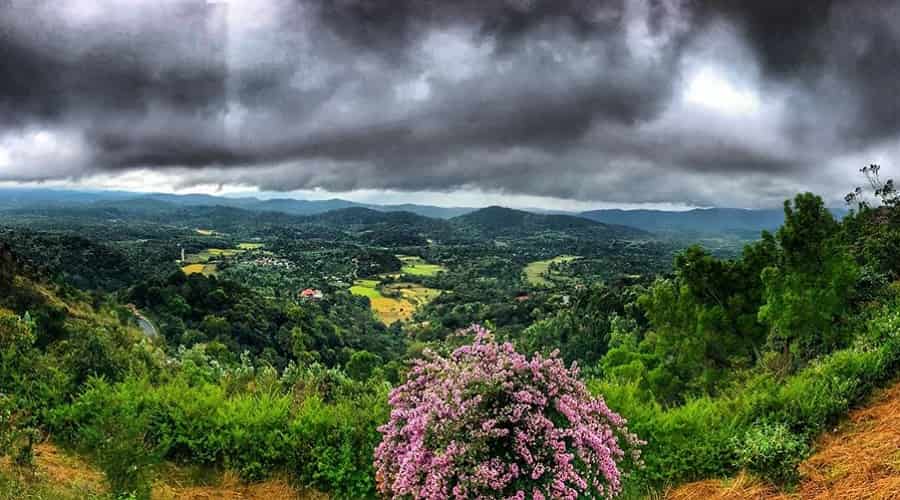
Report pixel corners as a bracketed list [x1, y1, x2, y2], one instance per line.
[374, 325, 643, 499]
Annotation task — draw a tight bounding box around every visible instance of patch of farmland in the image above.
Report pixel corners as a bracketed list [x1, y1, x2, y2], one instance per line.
[350, 278, 441, 324]
[524, 255, 580, 286]
[182, 263, 218, 276]
[398, 255, 446, 277]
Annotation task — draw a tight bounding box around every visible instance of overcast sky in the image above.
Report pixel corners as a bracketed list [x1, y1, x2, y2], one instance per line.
[1, 0, 899, 209]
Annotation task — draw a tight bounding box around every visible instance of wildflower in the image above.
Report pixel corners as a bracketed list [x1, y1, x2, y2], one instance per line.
[374, 325, 643, 499]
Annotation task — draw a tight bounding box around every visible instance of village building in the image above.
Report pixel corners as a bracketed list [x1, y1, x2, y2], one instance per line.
[299, 288, 324, 300]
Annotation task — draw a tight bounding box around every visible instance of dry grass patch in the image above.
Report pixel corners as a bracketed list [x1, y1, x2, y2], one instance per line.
[0, 443, 325, 500]
[667, 381, 900, 500]
[152, 471, 322, 500]
[0, 443, 106, 499]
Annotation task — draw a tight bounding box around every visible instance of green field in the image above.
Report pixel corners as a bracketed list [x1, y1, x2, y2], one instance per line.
[184, 247, 245, 264]
[181, 246, 252, 276]
[524, 255, 580, 286]
[387, 282, 442, 305]
[350, 275, 442, 324]
[349, 279, 383, 298]
[205, 248, 242, 257]
[237, 242, 265, 250]
[398, 255, 446, 277]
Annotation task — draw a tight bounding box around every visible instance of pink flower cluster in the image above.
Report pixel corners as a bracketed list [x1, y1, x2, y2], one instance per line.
[374, 325, 643, 499]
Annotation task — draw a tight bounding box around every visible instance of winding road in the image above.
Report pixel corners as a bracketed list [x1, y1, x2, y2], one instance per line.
[126, 304, 159, 337]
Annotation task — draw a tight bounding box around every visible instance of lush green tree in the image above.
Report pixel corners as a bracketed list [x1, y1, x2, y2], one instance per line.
[517, 284, 634, 367]
[345, 350, 383, 381]
[759, 193, 858, 370]
[601, 237, 777, 404]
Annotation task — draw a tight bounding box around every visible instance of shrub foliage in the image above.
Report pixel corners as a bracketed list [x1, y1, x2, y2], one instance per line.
[375, 326, 643, 499]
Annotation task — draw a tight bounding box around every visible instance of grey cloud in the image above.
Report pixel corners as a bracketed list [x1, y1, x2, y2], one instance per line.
[1, 0, 899, 206]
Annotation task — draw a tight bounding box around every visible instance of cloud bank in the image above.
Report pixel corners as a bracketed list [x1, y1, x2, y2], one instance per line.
[1, 0, 899, 207]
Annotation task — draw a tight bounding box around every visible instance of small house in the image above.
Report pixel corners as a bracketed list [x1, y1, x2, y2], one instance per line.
[299, 288, 324, 300]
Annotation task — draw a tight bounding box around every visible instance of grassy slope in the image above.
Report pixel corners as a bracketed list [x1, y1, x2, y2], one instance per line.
[0, 443, 324, 500]
[524, 255, 579, 286]
[398, 255, 445, 277]
[350, 279, 440, 324]
[350, 256, 444, 324]
[668, 380, 900, 499]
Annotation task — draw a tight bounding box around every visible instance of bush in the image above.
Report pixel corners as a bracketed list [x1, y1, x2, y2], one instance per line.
[599, 304, 900, 494]
[54, 379, 164, 500]
[733, 423, 807, 485]
[49, 367, 390, 498]
[290, 391, 387, 498]
[375, 325, 643, 499]
[0, 394, 38, 469]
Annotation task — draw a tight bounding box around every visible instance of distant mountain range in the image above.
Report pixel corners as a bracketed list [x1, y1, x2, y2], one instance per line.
[579, 207, 849, 236]
[0, 188, 850, 239]
[0, 189, 474, 219]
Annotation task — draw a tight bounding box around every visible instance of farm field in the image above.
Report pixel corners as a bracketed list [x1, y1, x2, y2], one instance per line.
[181, 246, 260, 276]
[399, 255, 446, 277]
[181, 263, 218, 276]
[182, 245, 260, 268]
[386, 282, 442, 309]
[524, 255, 580, 286]
[350, 279, 412, 324]
[349, 279, 382, 298]
[204, 248, 242, 257]
[350, 275, 442, 324]
[237, 242, 265, 250]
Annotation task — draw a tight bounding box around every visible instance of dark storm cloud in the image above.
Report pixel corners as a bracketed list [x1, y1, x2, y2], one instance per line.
[305, 0, 625, 54]
[1, 0, 899, 206]
[694, 0, 900, 145]
[0, 0, 228, 124]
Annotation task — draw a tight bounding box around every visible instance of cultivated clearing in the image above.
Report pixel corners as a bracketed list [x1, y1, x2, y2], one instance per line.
[181, 263, 218, 276]
[351, 279, 441, 324]
[350, 259, 444, 324]
[398, 255, 446, 277]
[181, 245, 261, 276]
[668, 380, 900, 499]
[349, 279, 382, 298]
[524, 255, 580, 286]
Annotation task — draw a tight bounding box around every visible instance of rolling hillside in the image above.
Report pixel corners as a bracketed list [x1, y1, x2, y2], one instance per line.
[669, 380, 900, 499]
[0, 188, 475, 219]
[580, 207, 850, 237]
[452, 206, 648, 239]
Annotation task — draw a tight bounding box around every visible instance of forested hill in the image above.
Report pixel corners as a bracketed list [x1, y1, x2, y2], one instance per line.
[1, 198, 651, 244]
[451, 206, 649, 239]
[303, 206, 446, 228]
[0, 188, 475, 219]
[580, 207, 850, 236]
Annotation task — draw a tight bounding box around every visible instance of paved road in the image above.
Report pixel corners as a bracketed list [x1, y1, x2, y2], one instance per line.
[135, 315, 159, 337]
[126, 304, 159, 337]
